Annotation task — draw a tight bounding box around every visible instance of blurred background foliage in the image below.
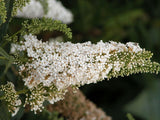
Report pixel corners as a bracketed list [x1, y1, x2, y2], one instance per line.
[2, 0, 160, 120]
[60, 0, 160, 120]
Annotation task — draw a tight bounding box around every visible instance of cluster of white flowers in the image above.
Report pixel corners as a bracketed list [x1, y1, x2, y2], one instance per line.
[9, 34, 151, 113]
[16, 0, 73, 24]
[24, 84, 46, 113]
[16, 34, 142, 91]
[24, 84, 66, 113]
[0, 82, 21, 116]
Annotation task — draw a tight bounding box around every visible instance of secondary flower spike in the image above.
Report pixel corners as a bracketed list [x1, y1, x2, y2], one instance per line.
[0, 82, 22, 116]
[16, 0, 73, 24]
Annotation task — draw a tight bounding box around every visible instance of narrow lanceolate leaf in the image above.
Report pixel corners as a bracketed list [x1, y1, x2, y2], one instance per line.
[0, 101, 11, 120]
[0, 47, 14, 60]
[0, 47, 10, 60]
[0, 47, 14, 73]
[4, 60, 12, 74]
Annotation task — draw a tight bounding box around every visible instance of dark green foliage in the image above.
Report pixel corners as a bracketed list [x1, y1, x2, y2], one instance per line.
[0, 47, 14, 74]
[0, 47, 14, 61]
[103, 9, 147, 40]
[11, 107, 24, 120]
[0, 101, 11, 120]
[62, 0, 149, 43]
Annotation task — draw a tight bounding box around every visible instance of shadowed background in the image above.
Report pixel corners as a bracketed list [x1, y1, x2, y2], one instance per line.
[60, 0, 160, 120]
[3, 0, 160, 120]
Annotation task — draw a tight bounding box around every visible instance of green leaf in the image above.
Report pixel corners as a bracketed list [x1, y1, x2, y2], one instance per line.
[127, 113, 135, 120]
[0, 101, 11, 120]
[0, 47, 14, 61]
[4, 60, 12, 74]
[0, 47, 10, 60]
[0, 47, 14, 74]
[125, 79, 160, 120]
[11, 107, 24, 120]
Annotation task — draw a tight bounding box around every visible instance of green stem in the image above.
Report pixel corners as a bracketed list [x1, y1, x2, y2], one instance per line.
[11, 29, 23, 39]
[16, 88, 28, 95]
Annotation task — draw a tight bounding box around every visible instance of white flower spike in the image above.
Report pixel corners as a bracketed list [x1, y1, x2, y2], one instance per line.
[16, 0, 73, 24]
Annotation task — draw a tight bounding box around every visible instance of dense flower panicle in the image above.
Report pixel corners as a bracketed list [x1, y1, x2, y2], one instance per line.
[0, 82, 21, 116]
[15, 34, 144, 90]
[11, 34, 160, 113]
[16, 0, 73, 24]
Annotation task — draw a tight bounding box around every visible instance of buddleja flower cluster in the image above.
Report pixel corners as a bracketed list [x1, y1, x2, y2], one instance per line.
[17, 34, 144, 89]
[8, 34, 159, 114]
[0, 82, 21, 116]
[16, 0, 73, 24]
